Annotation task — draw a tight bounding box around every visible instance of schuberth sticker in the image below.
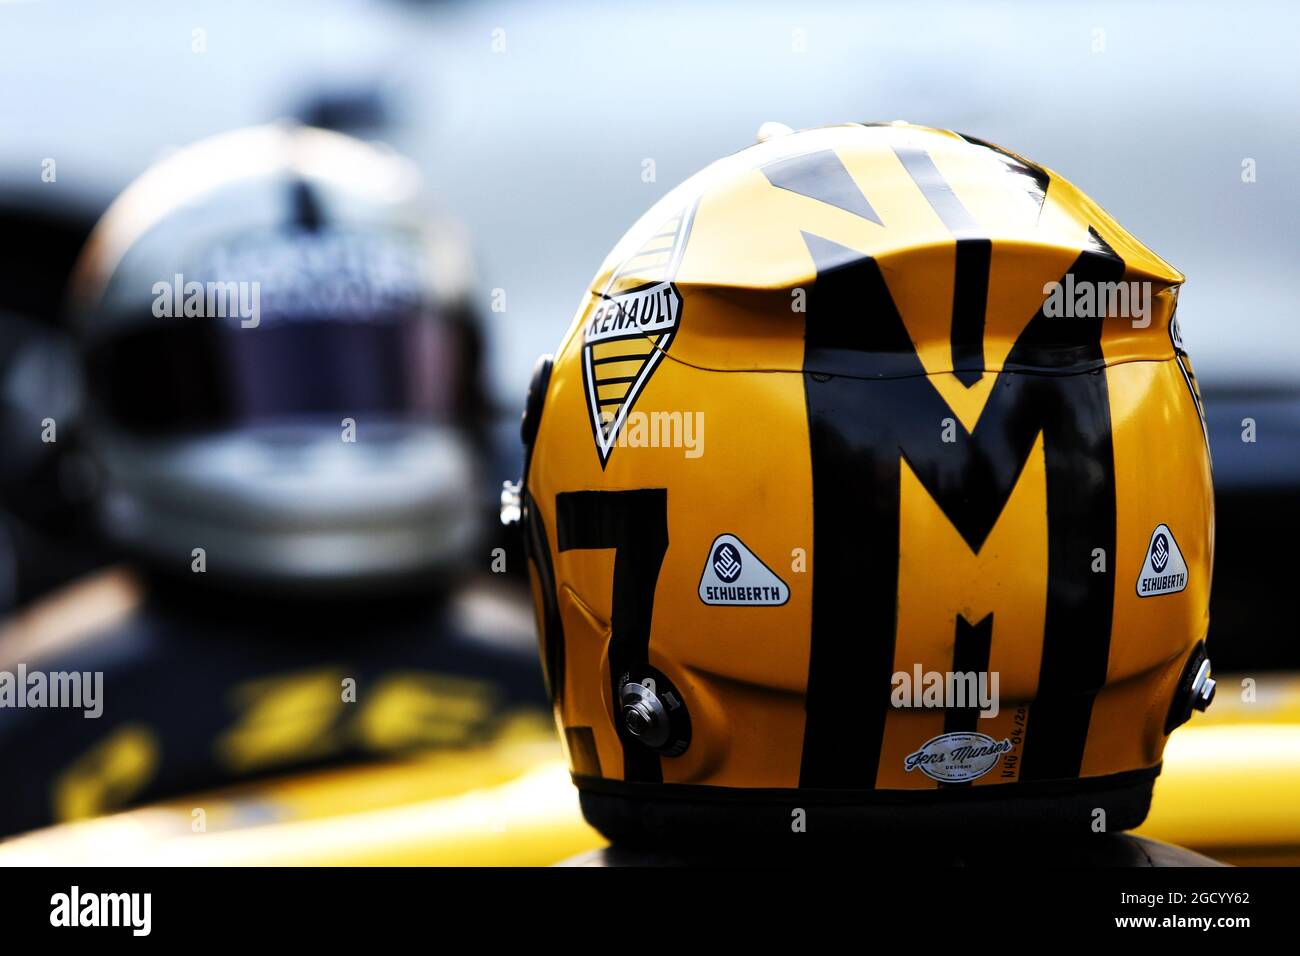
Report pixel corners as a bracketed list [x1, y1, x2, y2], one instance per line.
[582, 204, 696, 467]
[698, 534, 790, 606]
[1136, 523, 1188, 597]
[904, 731, 1013, 783]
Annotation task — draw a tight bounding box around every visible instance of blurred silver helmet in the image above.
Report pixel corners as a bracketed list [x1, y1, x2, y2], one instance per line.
[69, 124, 484, 591]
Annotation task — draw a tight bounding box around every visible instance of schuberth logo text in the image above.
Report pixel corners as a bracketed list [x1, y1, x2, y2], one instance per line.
[698, 534, 789, 606]
[582, 204, 695, 467]
[1136, 523, 1188, 597]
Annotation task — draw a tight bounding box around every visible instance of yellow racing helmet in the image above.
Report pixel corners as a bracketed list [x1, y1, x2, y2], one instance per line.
[512, 122, 1215, 844]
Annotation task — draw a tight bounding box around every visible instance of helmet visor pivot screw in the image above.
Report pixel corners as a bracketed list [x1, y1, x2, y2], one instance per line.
[1191, 659, 1216, 712]
[620, 681, 670, 749]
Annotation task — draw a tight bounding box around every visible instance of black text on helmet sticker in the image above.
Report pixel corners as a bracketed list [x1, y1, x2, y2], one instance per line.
[904, 732, 1013, 783]
[1136, 524, 1188, 597]
[582, 282, 683, 465]
[582, 203, 696, 469]
[698, 534, 789, 606]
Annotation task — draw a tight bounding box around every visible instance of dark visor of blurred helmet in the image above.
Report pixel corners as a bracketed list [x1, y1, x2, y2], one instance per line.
[85, 309, 461, 435]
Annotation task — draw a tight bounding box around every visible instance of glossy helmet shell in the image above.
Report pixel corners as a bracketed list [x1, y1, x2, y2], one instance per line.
[522, 123, 1213, 842]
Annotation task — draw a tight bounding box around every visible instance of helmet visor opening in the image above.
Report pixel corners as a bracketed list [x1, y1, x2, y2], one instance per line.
[85, 310, 462, 435]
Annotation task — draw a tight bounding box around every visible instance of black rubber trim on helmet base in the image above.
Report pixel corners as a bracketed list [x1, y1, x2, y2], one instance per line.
[575, 766, 1160, 848]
